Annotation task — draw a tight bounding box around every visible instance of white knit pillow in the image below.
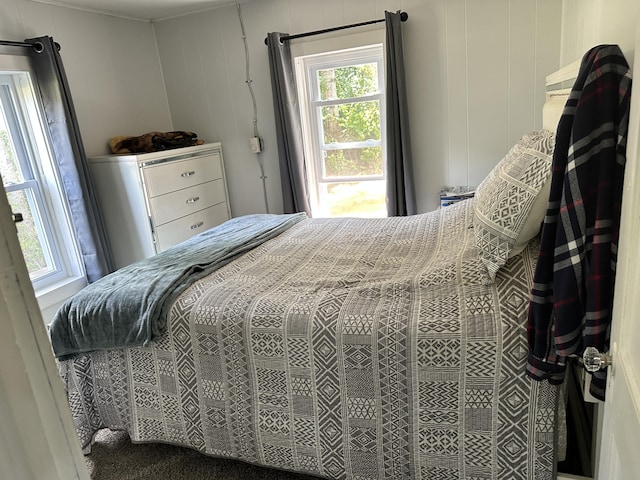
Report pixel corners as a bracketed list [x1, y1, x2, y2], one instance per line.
[474, 130, 555, 282]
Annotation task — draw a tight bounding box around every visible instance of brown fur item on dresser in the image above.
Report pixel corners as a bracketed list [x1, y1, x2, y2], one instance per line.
[109, 131, 204, 154]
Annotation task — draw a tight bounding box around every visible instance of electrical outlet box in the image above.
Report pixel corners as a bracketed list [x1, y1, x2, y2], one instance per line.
[249, 137, 263, 153]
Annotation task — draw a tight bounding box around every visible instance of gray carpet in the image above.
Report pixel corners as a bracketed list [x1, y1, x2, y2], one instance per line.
[85, 429, 324, 480]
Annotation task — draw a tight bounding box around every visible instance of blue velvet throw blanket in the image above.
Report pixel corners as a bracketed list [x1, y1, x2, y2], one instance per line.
[49, 213, 307, 359]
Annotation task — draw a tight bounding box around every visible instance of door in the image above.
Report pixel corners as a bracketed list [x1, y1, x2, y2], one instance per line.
[596, 25, 640, 479]
[0, 176, 89, 477]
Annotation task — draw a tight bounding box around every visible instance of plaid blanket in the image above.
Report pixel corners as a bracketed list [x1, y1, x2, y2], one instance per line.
[526, 44, 632, 400]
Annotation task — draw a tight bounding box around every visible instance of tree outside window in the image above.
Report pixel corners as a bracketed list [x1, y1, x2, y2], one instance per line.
[297, 45, 386, 218]
[0, 66, 82, 293]
[0, 87, 54, 278]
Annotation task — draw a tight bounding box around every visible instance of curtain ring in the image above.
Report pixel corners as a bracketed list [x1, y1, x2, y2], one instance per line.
[33, 41, 44, 53]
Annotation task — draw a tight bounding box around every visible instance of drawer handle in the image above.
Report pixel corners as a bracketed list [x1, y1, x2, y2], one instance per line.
[181, 170, 196, 177]
[186, 196, 200, 204]
[191, 221, 204, 230]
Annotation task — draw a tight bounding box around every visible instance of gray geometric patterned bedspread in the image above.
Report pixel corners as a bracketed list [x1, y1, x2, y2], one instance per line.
[59, 199, 558, 480]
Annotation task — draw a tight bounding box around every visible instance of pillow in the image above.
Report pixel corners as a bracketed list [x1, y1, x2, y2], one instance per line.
[474, 129, 555, 282]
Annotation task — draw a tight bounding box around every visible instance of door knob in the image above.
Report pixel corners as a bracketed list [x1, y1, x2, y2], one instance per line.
[583, 346, 612, 372]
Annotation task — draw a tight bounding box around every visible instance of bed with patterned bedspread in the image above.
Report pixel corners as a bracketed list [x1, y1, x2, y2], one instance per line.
[58, 166, 560, 480]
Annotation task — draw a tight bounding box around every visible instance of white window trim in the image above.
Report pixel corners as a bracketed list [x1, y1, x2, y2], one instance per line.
[295, 42, 386, 217]
[306, 46, 386, 182]
[1, 53, 86, 322]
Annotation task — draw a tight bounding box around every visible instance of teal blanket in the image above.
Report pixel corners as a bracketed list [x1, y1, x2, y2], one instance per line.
[50, 213, 306, 358]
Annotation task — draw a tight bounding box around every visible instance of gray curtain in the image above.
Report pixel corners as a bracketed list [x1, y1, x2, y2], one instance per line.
[26, 36, 114, 282]
[266, 32, 311, 215]
[385, 11, 416, 216]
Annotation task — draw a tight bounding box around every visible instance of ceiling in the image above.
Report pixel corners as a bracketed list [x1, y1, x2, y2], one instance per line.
[32, 0, 240, 22]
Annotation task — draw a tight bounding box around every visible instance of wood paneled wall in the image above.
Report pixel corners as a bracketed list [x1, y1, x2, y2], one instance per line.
[154, 0, 562, 214]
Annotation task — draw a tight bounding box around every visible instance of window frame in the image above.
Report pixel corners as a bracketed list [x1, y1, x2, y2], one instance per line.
[1, 76, 62, 282]
[295, 43, 387, 217]
[0, 52, 86, 314]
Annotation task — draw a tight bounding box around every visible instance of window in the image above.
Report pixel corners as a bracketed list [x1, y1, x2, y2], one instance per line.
[0, 55, 84, 304]
[296, 44, 386, 218]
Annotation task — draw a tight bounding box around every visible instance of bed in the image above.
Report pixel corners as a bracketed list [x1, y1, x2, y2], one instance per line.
[51, 79, 576, 480]
[53, 132, 560, 480]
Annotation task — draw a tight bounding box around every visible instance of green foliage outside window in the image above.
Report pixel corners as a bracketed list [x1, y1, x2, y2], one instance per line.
[0, 129, 47, 276]
[318, 64, 382, 178]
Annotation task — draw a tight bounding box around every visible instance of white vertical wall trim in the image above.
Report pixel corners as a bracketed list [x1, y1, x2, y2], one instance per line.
[508, 0, 538, 148]
[464, 0, 470, 187]
[150, 21, 174, 131]
[442, 1, 449, 185]
[445, 0, 470, 188]
[533, 0, 538, 129]
[507, 0, 511, 151]
[466, 0, 510, 184]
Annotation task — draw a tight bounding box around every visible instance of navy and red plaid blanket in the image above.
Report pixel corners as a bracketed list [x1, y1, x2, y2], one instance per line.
[526, 44, 632, 400]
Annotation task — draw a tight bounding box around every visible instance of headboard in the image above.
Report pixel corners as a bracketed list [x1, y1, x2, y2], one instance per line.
[543, 58, 581, 131]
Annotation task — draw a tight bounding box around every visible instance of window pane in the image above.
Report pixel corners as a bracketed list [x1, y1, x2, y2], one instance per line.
[299, 44, 386, 219]
[324, 181, 386, 218]
[324, 147, 382, 177]
[6, 188, 55, 279]
[321, 100, 380, 144]
[0, 110, 24, 185]
[317, 63, 379, 100]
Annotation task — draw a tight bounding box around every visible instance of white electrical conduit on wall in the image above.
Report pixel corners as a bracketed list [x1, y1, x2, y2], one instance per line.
[236, 2, 270, 214]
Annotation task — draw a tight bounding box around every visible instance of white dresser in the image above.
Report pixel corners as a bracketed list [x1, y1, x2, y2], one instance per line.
[89, 143, 231, 269]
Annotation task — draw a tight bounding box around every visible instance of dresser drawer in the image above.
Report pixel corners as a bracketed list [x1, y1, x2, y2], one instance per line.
[142, 152, 222, 198]
[149, 179, 226, 226]
[154, 203, 230, 252]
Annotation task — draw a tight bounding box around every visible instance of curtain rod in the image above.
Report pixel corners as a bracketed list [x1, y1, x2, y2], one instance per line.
[0, 40, 46, 52]
[264, 11, 408, 45]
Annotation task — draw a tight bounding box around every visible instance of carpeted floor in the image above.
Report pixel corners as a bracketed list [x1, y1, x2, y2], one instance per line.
[85, 429, 323, 480]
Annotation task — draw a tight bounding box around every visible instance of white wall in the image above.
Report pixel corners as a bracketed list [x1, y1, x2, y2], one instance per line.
[0, 0, 565, 215]
[1, 0, 636, 215]
[0, 0, 172, 157]
[154, 0, 563, 215]
[561, 0, 640, 67]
